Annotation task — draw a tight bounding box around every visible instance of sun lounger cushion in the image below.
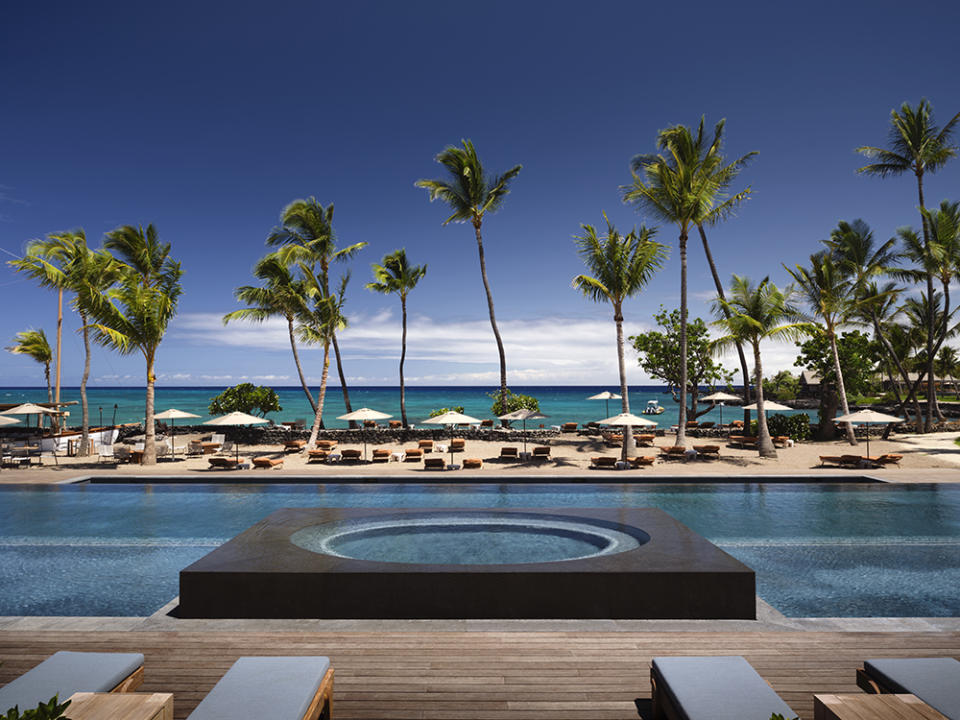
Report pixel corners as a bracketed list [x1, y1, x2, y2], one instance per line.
[652, 656, 795, 720]
[864, 658, 960, 719]
[0, 651, 144, 713]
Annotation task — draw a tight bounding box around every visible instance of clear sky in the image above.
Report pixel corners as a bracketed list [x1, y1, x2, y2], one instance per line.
[2, 0, 959, 388]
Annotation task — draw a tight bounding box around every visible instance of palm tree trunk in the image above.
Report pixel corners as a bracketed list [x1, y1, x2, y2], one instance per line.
[78, 312, 91, 456]
[473, 221, 508, 418]
[44, 363, 51, 403]
[697, 225, 752, 418]
[331, 333, 356, 428]
[143, 353, 157, 465]
[288, 317, 316, 414]
[931, 280, 951, 423]
[916, 171, 936, 432]
[54, 287, 63, 432]
[400, 295, 409, 428]
[307, 341, 331, 448]
[676, 232, 689, 446]
[872, 311, 923, 426]
[614, 308, 635, 461]
[829, 328, 857, 445]
[753, 342, 776, 457]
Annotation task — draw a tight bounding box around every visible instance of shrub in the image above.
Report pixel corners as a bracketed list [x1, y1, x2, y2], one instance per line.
[3, 696, 71, 720]
[429, 406, 464, 417]
[208, 383, 281, 417]
[489, 388, 540, 416]
[750, 413, 811, 440]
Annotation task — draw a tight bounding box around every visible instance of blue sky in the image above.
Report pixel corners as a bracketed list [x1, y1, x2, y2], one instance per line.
[2, 0, 960, 388]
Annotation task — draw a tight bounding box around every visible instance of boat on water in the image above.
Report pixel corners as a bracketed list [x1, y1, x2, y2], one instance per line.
[643, 399, 665, 415]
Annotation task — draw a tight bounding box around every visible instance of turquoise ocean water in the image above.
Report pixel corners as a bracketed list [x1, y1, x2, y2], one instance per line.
[0, 385, 814, 429]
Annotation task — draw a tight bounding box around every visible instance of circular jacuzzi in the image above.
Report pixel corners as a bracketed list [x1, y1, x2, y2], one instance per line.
[289, 511, 650, 565]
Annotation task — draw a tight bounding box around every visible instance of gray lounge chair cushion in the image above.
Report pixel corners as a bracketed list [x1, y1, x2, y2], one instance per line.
[652, 656, 795, 720]
[865, 658, 960, 720]
[0, 650, 144, 713]
[187, 656, 330, 720]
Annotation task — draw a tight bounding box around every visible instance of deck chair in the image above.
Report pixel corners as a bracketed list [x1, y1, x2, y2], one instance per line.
[692, 445, 720, 459]
[499, 446, 519, 460]
[418, 439, 434, 453]
[590, 456, 617, 469]
[603, 433, 623, 447]
[317, 440, 338, 451]
[450, 438, 465, 452]
[186, 440, 204, 457]
[252, 456, 284, 469]
[660, 446, 688, 460]
[635, 434, 656, 447]
[114, 445, 132, 463]
[208, 457, 241, 470]
[819, 455, 843, 467]
[388, 420, 402, 429]
[561, 422, 578, 432]
[371, 449, 390, 463]
[306, 449, 329, 463]
[857, 658, 960, 720]
[698, 421, 715, 429]
[462, 457, 483, 469]
[185, 656, 333, 720]
[341, 449, 362, 462]
[627, 456, 656, 468]
[404, 448, 423, 461]
[532, 446, 551, 460]
[424, 457, 446, 470]
[651, 656, 796, 720]
[480, 419, 494, 428]
[876, 453, 903, 466]
[0, 651, 144, 714]
[284, 439, 307, 453]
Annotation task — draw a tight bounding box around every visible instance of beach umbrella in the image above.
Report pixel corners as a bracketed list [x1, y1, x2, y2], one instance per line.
[0, 403, 59, 431]
[498, 408, 547, 455]
[423, 411, 482, 464]
[587, 391, 622, 418]
[834, 409, 904, 459]
[203, 411, 269, 462]
[596, 412, 658, 455]
[338, 408, 393, 461]
[741, 401, 793, 412]
[0, 416, 20, 427]
[154, 408, 200, 459]
[701, 391, 742, 425]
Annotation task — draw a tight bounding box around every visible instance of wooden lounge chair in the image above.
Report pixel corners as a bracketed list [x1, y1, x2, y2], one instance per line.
[283, 439, 306, 453]
[692, 445, 720, 459]
[561, 422, 578, 432]
[532, 446, 551, 460]
[317, 440, 338, 451]
[772, 435, 790, 448]
[876, 453, 903, 466]
[840, 454, 866, 467]
[857, 657, 960, 720]
[480, 419, 494, 428]
[499, 446, 519, 460]
[388, 420, 402, 429]
[424, 457, 446, 470]
[819, 455, 843, 467]
[450, 438, 465, 452]
[404, 448, 423, 461]
[627, 456, 656, 468]
[603, 433, 623, 447]
[0, 651, 144, 713]
[208, 457, 241, 470]
[462, 457, 483, 469]
[418, 439, 434, 453]
[685, 421, 699, 429]
[660, 446, 688, 460]
[252, 456, 283, 469]
[185, 656, 333, 720]
[729, 420, 744, 430]
[341, 448, 362, 462]
[590, 456, 617, 469]
[698, 421, 715, 429]
[306, 449, 329, 463]
[371, 449, 390, 463]
[651, 656, 796, 720]
[635, 434, 656, 447]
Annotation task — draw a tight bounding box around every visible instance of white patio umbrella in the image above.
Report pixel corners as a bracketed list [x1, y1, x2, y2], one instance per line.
[834, 409, 904, 459]
[154, 408, 200, 459]
[587, 391, 622, 418]
[742, 401, 793, 412]
[423, 410, 482, 464]
[498, 408, 547, 455]
[0, 416, 21, 427]
[338, 408, 393, 461]
[203, 411, 270, 462]
[701, 391, 742, 426]
[596, 412, 658, 456]
[1, 403, 59, 429]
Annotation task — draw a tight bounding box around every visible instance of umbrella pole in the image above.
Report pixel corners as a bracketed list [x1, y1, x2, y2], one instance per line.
[171, 418, 175, 460]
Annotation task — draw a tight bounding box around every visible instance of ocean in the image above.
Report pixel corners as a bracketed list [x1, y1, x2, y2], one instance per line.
[0, 385, 814, 429]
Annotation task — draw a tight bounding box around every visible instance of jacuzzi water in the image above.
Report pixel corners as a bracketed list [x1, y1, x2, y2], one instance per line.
[1, 482, 958, 617]
[289, 512, 645, 564]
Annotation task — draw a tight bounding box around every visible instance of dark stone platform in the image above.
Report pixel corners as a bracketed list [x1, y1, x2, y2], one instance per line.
[178, 507, 755, 619]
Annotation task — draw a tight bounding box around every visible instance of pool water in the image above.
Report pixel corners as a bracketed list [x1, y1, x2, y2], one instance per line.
[0, 482, 958, 617]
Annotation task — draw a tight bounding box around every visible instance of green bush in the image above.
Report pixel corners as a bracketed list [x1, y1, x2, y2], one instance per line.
[208, 383, 281, 418]
[488, 388, 540, 416]
[428, 406, 464, 417]
[755, 413, 811, 440]
[3, 696, 71, 720]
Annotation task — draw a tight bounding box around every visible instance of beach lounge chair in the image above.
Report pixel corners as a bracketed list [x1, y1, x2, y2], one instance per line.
[418, 439, 434, 453]
[424, 457, 446, 470]
[371, 449, 390, 463]
[627, 456, 656, 468]
[698, 421, 715, 430]
[651, 656, 796, 720]
[450, 438, 465, 452]
[186, 440, 204, 457]
[876, 453, 903, 466]
[561, 422, 578, 432]
[341, 448, 362, 462]
[857, 657, 960, 720]
[692, 445, 720, 459]
[635, 434, 656, 447]
[185, 656, 333, 720]
[317, 440, 338, 451]
[404, 448, 423, 461]
[660, 446, 688, 460]
[686, 421, 700, 429]
[772, 435, 790, 448]
[208, 457, 242, 470]
[603, 433, 623, 447]
[306, 449, 329, 463]
[819, 455, 843, 467]
[462, 457, 483, 469]
[362, 419, 378, 428]
[388, 420, 402, 429]
[284, 439, 306, 453]
[590, 456, 617, 469]
[499, 446, 519, 460]
[0, 651, 145, 714]
[252, 456, 283, 469]
[840, 454, 866, 467]
[532, 446, 551, 460]
[480, 419, 494, 428]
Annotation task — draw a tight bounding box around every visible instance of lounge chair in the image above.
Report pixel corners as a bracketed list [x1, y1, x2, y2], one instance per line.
[876, 453, 903, 466]
[252, 456, 283, 469]
[363, 419, 378, 428]
[603, 433, 623, 447]
[635, 434, 656, 447]
[284, 439, 307, 453]
[627, 456, 655, 468]
[418, 439, 434, 453]
[772, 435, 790, 448]
[819, 455, 843, 467]
[660, 446, 688, 460]
[341, 449, 362, 462]
[561, 422, 578, 432]
[840, 454, 866, 467]
[685, 421, 699, 429]
[692, 445, 720, 459]
[857, 658, 960, 720]
[590, 456, 617, 469]
[317, 440, 338, 451]
[404, 448, 423, 461]
[186, 440, 204, 457]
[0, 651, 144, 713]
[480, 419, 494, 428]
[185, 656, 333, 720]
[499, 447, 519, 460]
[532, 446, 551, 460]
[388, 420, 402, 429]
[698, 421, 715, 430]
[371, 449, 390, 463]
[450, 438, 465, 452]
[462, 457, 483, 469]
[208, 457, 243, 470]
[651, 656, 796, 720]
[424, 457, 446, 470]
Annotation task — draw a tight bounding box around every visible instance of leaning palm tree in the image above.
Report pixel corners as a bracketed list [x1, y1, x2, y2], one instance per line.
[366, 249, 427, 427]
[416, 140, 522, 416]
[857, 99, 960, 430]
[623, 122, 750, 445]
[785, 251, 859, 444]
[712, 276, 810, 457]
[86, 225, 182, 465]
[572, 215, 668, 459]
[267, 198, 366, 425]
[224, 253, 316, 413]
[6, 329, 53, 401]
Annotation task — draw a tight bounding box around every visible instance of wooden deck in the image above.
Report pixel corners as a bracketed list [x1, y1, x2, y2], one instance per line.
[1, 630, 958, 720]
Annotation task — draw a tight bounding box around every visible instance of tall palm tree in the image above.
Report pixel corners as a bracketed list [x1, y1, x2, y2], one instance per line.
[857, 99, 960, 430]
[224, 253, 316, 413]
[785, 251, 858, 444]
[6, 329, 53, 401]
[416, 140, 522, 416]
[267, 198, 366, 426]
[86, 225, 182, 465]
[10, 231, 115, 453]
[366, 249, 427, 427]
[572, 215, 667, 459]
[623, 122, 751, 445]
[712, 276, 810, 457]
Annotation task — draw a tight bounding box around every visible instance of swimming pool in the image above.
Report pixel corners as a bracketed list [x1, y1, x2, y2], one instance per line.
[0, 482, 957, 617]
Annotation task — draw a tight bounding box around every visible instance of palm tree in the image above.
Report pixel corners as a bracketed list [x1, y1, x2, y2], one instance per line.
[623, 121, 751, 445]
[366, 249, 427, 427]
[572, 215, 668, 459]
[86, 225, 182, 465]
[224, 253, 316, 413]
[416, 140, 522, 416]
[6, 329, 53, 401]
[857, 99, 960, 430]
[712, 276, 810, 457]
[267, 198, 366, 427]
